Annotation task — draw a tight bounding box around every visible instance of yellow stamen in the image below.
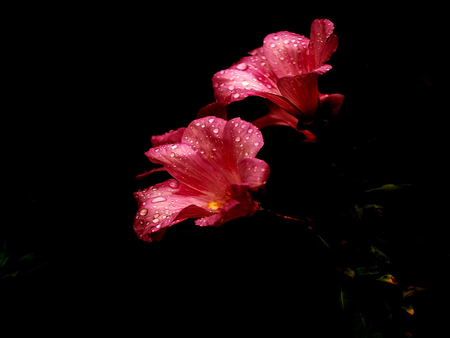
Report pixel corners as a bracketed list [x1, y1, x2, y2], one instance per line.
[207, 201, 222, 210]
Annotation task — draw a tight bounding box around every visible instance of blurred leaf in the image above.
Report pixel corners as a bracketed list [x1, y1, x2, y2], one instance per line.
[2, 271, 19, 279]
[19, 253, 36, 261]
[370, 246, 391, 264]
[376, 274, 398, 285]
[0, 251, 11, 268]
[365, 184, 414, 193]
[402, 305, 414, 315]
[402, 286, 426, 298]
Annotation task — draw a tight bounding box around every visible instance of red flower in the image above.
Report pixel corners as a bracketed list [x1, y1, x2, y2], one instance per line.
[134, 116, 269, 242]
[199, 19, 344, 137]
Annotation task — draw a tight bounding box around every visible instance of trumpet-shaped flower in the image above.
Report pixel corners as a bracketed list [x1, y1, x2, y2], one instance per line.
[199, 19, 344, 135]
[134, 116, 269, 242]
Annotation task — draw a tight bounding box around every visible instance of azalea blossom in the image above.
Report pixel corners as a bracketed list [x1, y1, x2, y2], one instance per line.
[134, 116, 270, 242]
[198, 19, 344, 137]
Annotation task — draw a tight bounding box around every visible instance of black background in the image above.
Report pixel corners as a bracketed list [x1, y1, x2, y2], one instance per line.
[5, 3, 447, 336]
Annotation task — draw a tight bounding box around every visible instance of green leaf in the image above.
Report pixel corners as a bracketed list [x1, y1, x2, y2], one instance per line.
[365, 184, 414, 193]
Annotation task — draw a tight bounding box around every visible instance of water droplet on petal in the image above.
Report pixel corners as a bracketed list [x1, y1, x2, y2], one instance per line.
[228, 85, 235, 90]
[242, 81, 249, 86]
[139, 208, 148, 216]
[170, 152, 175, 158]
[254, 142, 260, 146]
[152, 218, 160, 224]
[171, 144, 177, 149]
[213, 128, 219, 134]
[273, 35, 279, 40]
[169, 181, 179, 189]
[152, 196, 167, 203]
[233, 93, 240, 99]
[270, 43, 276, 48]
[235, 136, 241, 142]
[236, 63, 248, 70]
[208, 118, 215, 123]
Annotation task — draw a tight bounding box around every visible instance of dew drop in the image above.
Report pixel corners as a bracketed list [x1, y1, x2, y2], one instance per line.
[254, 142, 260, 146]
[139, 208, 148, 216]
[171, 144, 177, 149]
[201, 123, 206, 128]
[208, 118, 215, 123]
[236, 63, 248, 70]
[169, 181, 179, 189]
[242, 81, 249, 86]
[247, 129, 253, 133]
[170, 152, 175, 158]
[235, 136, 241, 142]
[152, 196, 167, 203]
[273, 35, 279, 40]
[213, 128, 219, 134]
[228, 85, 235, 91]
[233, 93, 240, 99]
[152, 218, 160, 224]
[270, 43, 276, 48]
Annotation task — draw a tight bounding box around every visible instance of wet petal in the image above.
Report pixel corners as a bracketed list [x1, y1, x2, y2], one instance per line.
[309, 19, 338, 68]
[277, 73, 320, 121]
[196, 102, 227, 119]
[195, 184, 258, 228]
[145, 142, 231, 197]
[239, 158, 270, 188]
[251, 102, 316, 141]
[151, 128, 186, 147]
[263, 31, 310, 78]
[223, 117, 265, 163]
[212, 67, 280, 106]
[134, 179, 216, 242]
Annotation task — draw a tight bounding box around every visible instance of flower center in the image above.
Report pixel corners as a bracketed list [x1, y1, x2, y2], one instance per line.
[207, 201, 222, 210]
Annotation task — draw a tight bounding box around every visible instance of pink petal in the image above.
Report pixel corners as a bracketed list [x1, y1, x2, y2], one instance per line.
[195, 184, 258, 228]
[239, 158, 270, 188]
[196, 102, 227, 119]
[262, 31, 310, 79]
[309, 19, 338, 69]
[181, 116, 265, 178]
[212, 67, 280, 106]
[135, 166, 166, 182]
[319, 93, 345, 116]
[145, 142, 230, 198]
[151, 127, 186, 147]
[251, 102, 317, 141]
[134, 179, 216, 242]
[277, 73, 320, 121]
[252, 101, 300, 129]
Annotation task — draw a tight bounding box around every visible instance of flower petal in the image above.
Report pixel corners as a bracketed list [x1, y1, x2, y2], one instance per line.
[196, 102, 227, 119]
[319, 93, 345, 117]
[309, 19, 338, 68]
[223, 117, 265, 163]
[277, 73, 320, 121]
[181, 117, 265, 182]
[195, 184, 258, 228]
[134, 179, 215, 242]
[262, 31, 310, 79]
[212, 67, 280, 106]
[239, 158, 270, 188]
[151, 128, 186, 147]
[251, 102, 316, 141]
[146, 142, 230, 198]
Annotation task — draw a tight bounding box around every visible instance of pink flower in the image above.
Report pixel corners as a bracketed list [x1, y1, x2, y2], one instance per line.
[198, 19, 344, 136]
[134, 116, 270, 242]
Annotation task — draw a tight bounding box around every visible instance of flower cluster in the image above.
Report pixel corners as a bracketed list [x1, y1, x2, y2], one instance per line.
[134, 18, 343, 242]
